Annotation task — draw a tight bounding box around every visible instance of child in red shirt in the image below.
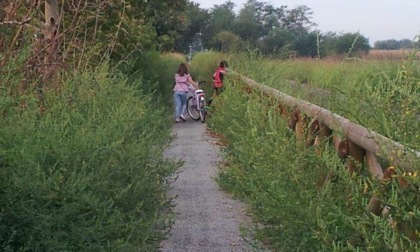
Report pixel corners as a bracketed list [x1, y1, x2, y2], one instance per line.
[212, 60, 228, 96]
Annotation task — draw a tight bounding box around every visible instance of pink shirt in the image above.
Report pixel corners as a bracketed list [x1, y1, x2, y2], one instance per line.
[173, 74, 190, 92]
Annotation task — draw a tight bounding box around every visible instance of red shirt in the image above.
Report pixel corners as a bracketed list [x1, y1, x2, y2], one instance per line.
[213, 67, 225, 88]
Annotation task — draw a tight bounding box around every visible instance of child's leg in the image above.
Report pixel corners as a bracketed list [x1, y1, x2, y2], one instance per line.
[212, 87, 218, 98]
[180, 92, 188, 113]
[181, 103, 186, 116]
[174, 92, 182, 119]
[181, 93, 188, 119]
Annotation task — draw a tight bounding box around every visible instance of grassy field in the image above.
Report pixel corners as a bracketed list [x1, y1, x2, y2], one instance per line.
[226, 53, 420, 151]
[366, 49, 420, 61]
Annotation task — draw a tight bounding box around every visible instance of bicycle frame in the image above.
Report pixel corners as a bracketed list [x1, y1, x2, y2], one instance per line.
[194, 89, 205, 110]
[186, 82, 207, 123]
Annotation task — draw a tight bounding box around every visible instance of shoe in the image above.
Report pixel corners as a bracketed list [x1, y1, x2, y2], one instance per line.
[180, 115, 186, 121]
[175, 118, 180, 123]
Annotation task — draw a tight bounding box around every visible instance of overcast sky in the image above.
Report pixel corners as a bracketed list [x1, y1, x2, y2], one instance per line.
[192, 0, 420, 45]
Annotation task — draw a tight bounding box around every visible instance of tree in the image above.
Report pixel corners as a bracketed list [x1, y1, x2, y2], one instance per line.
[374, 39, 415, 50]
[258, 28, 292, 56]
[321, 32, 370, 57]
[234, 0, 265, 44]
[259, 4, 286, 33]
[201, 1, 236, 49]
[293, 30, 319, 58]
[213, 30, 246, 52]
[233, 1, 315, 52]
[258, 28, 318, 58]
[174, 2, 210, 52]
[282, 5, 315, 31]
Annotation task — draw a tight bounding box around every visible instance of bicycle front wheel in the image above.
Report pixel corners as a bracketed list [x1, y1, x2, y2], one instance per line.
[199, 99, 206, 123]
[187, 96, 200, 121]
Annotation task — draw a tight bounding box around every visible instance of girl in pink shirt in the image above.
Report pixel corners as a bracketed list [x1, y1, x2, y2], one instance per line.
[173, 63, 198, 122]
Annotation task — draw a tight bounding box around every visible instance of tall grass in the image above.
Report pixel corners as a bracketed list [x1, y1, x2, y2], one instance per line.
[0, 61, 179, 251]
[225, 54, 420, 151]
[0, 2, 187, 250]
[189, 51, 230, 97]
[206, 79, 419, 251]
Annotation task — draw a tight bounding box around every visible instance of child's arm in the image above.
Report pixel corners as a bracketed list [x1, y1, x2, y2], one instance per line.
[188, 75, 199, 89]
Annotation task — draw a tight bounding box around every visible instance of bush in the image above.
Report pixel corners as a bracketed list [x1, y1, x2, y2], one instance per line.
[117, 50, 184, 107]
[0, 63, 179, 251]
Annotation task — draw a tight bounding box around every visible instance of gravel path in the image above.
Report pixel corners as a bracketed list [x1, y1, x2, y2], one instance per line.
[160, 117, 263, 252]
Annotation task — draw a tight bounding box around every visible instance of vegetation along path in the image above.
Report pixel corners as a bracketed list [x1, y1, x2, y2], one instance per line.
[160, 117, 263, 252]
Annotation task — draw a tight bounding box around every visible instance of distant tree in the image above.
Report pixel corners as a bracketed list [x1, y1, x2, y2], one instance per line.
[399, 39, 415, 49]
[190, 33, 204, 52]
[198, 0, 316, 55]
[282, 5, 315, 31]
[321, 32, 370, 57]
[259, 3, 286, 32]
[234, 0, 264, 45]
[174, 2, 210, 52]
[201, 1, 236, 49]
[234, 1, 315, 51]
[213, 30, 246, 52]
[293, 30, 319, 57]
[257, 28, 292, 57]
[374, 39, 415, 50]
[319, 31, 337, 56]
[258, 28, 318, 58]
[374, 39, 399, 50]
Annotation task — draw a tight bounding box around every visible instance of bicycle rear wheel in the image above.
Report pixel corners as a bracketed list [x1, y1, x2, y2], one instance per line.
[199, 99, 206, 123]
[187, 96, 200, 121]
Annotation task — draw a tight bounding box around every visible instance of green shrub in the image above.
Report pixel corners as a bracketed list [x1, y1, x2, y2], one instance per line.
[117, 50, 183, 107]
[0, 63, 178, 251]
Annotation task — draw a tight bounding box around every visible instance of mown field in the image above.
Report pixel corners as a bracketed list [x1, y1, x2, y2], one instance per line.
[191, 51, 420, 251]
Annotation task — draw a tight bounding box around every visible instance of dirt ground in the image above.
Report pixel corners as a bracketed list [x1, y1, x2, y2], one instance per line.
[160, 117, 267, 252]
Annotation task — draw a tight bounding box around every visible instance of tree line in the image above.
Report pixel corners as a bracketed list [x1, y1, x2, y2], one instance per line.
[189, 0, 418, 57]
[374, 39, 420, 50]
[182, 0, 372, 58]
[1, 0, 418, 65]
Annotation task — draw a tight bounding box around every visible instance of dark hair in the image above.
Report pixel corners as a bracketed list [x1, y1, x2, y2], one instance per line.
[177, 63, 189, 76]
[220, 60, 228, 68]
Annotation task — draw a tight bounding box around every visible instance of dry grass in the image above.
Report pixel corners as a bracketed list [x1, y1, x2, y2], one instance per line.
[365, 49, 420, 60]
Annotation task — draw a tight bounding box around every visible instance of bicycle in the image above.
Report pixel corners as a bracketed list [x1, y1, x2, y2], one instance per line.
[186, 81, 207, 123]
